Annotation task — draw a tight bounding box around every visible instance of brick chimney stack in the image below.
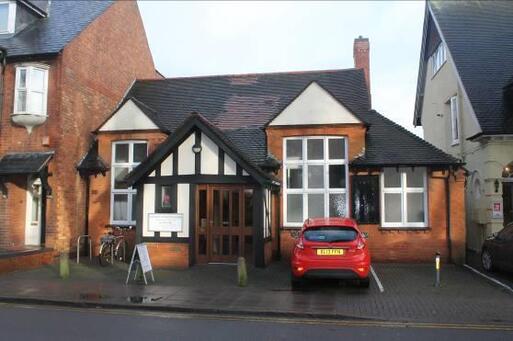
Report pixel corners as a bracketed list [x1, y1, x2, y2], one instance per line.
[353, 36, 370, 94]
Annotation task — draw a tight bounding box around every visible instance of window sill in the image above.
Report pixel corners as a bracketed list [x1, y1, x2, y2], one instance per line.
[282, 225, 301, 230]
[451, 141, 460, 147]
[378, 226, 430, 232]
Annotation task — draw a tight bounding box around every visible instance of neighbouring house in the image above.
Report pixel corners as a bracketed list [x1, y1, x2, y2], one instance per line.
[413, 1, 513, 255]
[0, 0, 157, 272]
[91, 37, 466, 269]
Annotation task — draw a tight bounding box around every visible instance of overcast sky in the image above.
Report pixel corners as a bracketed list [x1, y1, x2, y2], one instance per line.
[138, 1, 425, 135]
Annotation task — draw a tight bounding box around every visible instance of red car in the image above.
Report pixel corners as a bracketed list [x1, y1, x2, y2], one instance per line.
[290, 217, 371, 288]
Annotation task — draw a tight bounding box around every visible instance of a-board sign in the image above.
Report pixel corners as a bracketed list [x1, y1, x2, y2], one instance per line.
[148, 213, 183, 232]
[126, 243, 155, 285]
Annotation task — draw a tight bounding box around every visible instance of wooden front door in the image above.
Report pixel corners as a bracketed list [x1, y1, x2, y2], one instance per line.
[196, 185, 253, 264]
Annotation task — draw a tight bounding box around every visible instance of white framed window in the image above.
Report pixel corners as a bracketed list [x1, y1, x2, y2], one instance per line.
[283, 136, 348, 227]
[14, 65, 49, 116]
[380, 167, 428, 228]
[431, 42, 446, 75]
[0, 1, 16, 34]
[450, 95, 460, 145]
[111, 141, 148, 225]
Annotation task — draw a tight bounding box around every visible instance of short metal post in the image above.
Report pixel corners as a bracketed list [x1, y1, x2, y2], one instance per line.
[435, 252, 441, 287]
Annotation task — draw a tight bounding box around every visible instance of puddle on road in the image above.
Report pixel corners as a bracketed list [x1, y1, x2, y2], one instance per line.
[127, 296, 163, 304]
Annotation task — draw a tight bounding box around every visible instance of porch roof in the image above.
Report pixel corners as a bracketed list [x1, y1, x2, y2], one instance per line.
[0, 151, 54, 176]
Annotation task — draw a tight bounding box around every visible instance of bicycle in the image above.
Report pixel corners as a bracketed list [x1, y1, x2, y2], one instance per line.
[98, 226, 131, 266]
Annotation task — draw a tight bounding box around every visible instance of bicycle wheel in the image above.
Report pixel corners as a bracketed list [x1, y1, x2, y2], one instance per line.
[98, 243, 113, 266]
[114, 239, 129, 262]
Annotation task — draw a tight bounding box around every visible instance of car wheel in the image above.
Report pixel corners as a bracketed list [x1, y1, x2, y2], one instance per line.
[481, 249, 494, 272]
[358, 277, 370, 288]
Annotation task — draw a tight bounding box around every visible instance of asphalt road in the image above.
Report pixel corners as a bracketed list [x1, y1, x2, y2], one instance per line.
[0, 304, 512, 341]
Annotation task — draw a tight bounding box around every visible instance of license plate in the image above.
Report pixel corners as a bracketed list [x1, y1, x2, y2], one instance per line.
[316, 248, 344, 256]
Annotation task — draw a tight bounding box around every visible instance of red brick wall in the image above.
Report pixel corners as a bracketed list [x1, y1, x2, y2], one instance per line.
[89, 131, 167, 254]
[146, 242, 189, 269]
[0, 1, 158, 254]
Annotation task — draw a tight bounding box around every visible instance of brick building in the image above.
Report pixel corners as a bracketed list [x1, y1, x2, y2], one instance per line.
[0, 0, 156, 271]
[92, 37, 466, 269]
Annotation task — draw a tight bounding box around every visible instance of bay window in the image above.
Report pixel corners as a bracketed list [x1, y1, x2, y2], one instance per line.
[0, 1, 16, 34]
[14, 65, 49, 116]
[283, 136, 348, 226]
[111, 141, 147, 225]
[381, 167, 428, 228]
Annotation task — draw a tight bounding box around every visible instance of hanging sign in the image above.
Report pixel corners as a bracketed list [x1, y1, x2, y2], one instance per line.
[492, 202, 503, 219]
[148, 213, 183, 232]
[126, 243, 155, 285]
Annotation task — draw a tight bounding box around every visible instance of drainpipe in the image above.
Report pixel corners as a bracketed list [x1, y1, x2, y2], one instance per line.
[445, 171, 452, 263]
[0, 47, 7, 135]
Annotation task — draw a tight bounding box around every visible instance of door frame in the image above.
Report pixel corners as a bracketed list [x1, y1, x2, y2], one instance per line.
[25, 175, 43, 246]
[195, 184, 254, 264]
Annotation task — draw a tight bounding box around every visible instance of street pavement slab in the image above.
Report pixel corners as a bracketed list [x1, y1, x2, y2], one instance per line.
[0, 261, 511, 326]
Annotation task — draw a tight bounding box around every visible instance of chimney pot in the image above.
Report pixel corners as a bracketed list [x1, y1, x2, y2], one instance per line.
[353, 36, 370, 95]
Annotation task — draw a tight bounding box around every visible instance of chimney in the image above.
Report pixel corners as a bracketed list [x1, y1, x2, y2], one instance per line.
[353, 36, 370, 94]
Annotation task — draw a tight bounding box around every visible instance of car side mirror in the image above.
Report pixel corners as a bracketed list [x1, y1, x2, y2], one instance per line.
[362, 232, 369, 239]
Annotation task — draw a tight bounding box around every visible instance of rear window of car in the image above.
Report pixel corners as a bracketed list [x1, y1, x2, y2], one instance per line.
[303, 226, 357, 242]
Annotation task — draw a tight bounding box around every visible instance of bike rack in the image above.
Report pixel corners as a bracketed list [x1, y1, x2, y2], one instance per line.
[76, 235, 92, 264]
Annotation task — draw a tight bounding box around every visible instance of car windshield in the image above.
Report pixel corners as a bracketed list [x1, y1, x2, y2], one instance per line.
[303, 226, 357, 243]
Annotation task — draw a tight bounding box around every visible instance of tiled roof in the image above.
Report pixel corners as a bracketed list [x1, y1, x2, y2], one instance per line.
[353, 110, 461, 167]
[0, 151, 53, 175]
[0, 1, 114, 58]
[419, 1, 513, 135]
[125, 69, 459, 170]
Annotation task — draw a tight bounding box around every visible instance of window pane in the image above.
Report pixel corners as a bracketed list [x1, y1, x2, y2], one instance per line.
[384, 193, 402, 222]
[407, 193, 425, 223]
[308, 193, 324, 218]
[286, 165, 302, 189]
[0, 4, 8, 32]
[16, 90, 27, 112]
[329, 193, 346, 217]
[133, 143, 147, 163]
[213, 190, 220, 226]
[131, 193, 137, 222]
[114, 167, 129, 189]
[18, 69, 27, 88]
[287, 194, 303, 223]
[113, 194, 129, 221]
[161, 186, 173, 209]
[307, 165, 324, 188]
[244, 189, 254, 227]
[405, 168, 424, 188]
[286, 140, 302, 160]
[329, 164, 346, 188]
[114, 144, 129, 163]
[31, 69, 46, 91]
[232, 191, 240, 227]
[222, 191, 229, 227]
[384, 168, 401, 187]
[307, 139, 323, 160]
[199, 190, 207, 231]
[351, 176, 380, 224]
[29, 91, 44, 114]
[329, 139, 345, 159]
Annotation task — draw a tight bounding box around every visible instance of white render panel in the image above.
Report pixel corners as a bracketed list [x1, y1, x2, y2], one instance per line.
[142, 184, 155, 237]
[269, 82, 361, 126]
[149, 170, 155, 177]
[99, 99, 159, 131]
[243, 170, 249, 176]
[177, 184, 190, 238]
[201, 133, 219, 174]
[224, 154, 237, 175]
[161, 153, 173, 176]
[178, 134, 196, 175]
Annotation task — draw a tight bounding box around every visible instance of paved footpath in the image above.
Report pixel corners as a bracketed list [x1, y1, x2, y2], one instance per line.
[0, 261, 512, 326]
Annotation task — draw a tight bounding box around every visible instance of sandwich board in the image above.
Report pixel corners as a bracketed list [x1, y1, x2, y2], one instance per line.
[126, 243, 155, 285]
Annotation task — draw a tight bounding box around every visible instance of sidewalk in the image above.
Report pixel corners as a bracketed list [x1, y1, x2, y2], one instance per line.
[0, 261, 512, 325]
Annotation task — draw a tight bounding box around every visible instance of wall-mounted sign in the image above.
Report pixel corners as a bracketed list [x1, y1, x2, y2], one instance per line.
[148, 213, 183, 232]
[492, 202, 503, 219]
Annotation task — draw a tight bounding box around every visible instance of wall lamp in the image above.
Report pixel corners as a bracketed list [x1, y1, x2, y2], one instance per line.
[192, 144, 202, 154]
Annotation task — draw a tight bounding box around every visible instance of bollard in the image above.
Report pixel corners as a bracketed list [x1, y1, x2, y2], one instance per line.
[237, 257, 247, 287]
[435, 252, 441, 287]
[60, 252, 70, 279]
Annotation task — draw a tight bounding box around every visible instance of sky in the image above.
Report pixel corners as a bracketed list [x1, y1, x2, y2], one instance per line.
[137, 1, 425, 135]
